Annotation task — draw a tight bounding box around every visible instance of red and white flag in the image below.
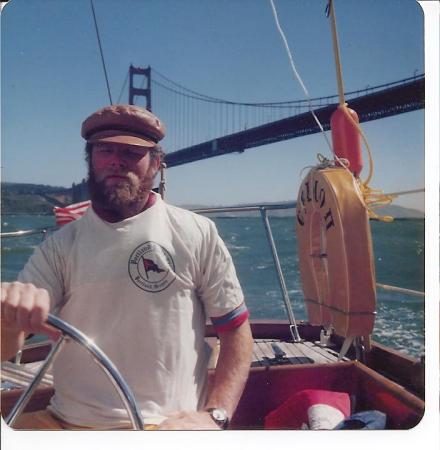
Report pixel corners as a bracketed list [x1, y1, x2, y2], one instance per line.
[53, 200, 91, 226]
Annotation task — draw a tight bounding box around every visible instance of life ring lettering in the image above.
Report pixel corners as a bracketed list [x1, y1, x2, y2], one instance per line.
[297, 178, 330, 228]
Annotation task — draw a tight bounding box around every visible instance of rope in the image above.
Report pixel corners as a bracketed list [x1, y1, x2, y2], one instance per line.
[383, 188, 424, 197]
[326, 0, 397, 222]
[300, 153, 350, 180]
[90, 0, 113, 105]
[268, 0, 333, 154]
[337, 91, 396, 222]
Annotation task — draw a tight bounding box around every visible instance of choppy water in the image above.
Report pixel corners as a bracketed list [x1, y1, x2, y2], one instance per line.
[1, 214, 424, 357]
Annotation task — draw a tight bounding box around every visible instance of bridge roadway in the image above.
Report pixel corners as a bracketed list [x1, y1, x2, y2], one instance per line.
[164, 77, 424, 168]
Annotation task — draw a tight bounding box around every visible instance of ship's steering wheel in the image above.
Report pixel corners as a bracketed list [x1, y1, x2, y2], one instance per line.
[5, 314, 144, 430]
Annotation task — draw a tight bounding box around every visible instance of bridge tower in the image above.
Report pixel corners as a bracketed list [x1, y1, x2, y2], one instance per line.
[129, 65, 152, 111]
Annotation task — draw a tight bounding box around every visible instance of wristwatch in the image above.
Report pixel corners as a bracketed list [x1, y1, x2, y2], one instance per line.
[206, 407, 230, 429]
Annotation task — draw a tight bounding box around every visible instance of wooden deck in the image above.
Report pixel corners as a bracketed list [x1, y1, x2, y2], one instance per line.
[206, 338, 347, 369]
[251, 339, 347, 366]
[1, 338, 348, 391]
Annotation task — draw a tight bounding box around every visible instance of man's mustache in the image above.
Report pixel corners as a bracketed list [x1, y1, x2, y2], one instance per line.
[102, 172, 139, 183]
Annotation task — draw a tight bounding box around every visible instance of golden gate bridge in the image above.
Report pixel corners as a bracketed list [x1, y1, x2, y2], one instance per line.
[124, 66, 424, 169]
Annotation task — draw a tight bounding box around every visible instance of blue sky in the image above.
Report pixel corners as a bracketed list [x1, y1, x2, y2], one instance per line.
[0, 0, 431, 211]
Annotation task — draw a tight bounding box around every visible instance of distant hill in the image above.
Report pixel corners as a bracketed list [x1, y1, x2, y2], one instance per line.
[1, 182, 74, 214]
[372, 204, 424, 219]
[1, 182, 424, 218]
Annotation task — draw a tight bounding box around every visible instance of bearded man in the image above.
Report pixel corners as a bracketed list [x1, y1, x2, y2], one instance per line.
[1, 104, 253, 430]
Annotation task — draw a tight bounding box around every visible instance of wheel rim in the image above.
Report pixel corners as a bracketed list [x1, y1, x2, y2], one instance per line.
[6, 314, 144, 430]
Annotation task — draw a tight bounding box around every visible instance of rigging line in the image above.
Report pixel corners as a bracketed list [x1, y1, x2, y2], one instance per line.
[268, 0, 333, 153]
[376, 283, 424, 299]
[383, 188, 425, 197]
[90, 0, 113, 105]
[116, 69, 130, 104]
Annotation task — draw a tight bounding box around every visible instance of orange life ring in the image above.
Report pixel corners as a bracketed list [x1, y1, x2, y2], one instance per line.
[295, 166, 376, 338]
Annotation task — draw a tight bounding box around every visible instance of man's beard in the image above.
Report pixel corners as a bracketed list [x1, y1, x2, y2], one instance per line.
[87, 168, 154, 218]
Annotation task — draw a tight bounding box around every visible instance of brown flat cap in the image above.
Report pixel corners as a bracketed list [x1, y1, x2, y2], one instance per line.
[81, 104, 166, 147]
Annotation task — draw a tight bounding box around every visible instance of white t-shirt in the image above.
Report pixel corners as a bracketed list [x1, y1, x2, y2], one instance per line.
[19, 193, 247, 428]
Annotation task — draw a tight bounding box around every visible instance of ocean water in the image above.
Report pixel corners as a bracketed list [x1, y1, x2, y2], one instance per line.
[1, 213, 424, 358]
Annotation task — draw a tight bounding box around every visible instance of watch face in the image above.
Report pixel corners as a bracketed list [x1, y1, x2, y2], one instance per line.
[208, 408, 229, 428]
[212, 409, 226, 421]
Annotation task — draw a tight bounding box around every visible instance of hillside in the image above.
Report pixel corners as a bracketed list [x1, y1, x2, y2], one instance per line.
[370, 204, 424, 219]
[1, 182, 74, 215]
[1, 182, 424, 218]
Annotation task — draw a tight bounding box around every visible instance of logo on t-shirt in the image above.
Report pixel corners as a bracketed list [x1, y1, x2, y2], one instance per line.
[128, 241, 176, 292]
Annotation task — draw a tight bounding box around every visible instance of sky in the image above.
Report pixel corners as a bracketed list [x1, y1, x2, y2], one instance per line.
[0, 0, 432, 212]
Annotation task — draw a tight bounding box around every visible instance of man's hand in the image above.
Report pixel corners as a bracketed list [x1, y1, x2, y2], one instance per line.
[1, 282, 60, 361]
[156, 411, 221, 430]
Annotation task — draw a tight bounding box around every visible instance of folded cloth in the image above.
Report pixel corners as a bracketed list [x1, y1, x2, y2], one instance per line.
[333, 410, 387, 430]
[264, 389, 351, 430]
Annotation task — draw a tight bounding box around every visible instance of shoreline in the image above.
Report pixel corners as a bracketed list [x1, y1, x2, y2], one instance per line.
[1, 212, 425, 220]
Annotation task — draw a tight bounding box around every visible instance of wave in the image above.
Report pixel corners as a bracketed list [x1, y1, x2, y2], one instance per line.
[1, 245, 37, 253]
[227, 244, 250, 251]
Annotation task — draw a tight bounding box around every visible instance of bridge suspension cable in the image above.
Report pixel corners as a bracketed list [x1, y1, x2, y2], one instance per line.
[117, 69, 130, 104]
[126, 63, 424, 154]
[151, 68, 424, 109]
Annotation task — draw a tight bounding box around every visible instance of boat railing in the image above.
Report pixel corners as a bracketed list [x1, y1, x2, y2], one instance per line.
[193, 201, 303, 341]
[0, 226, 58, 240]
[1, 199, 425, 342]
